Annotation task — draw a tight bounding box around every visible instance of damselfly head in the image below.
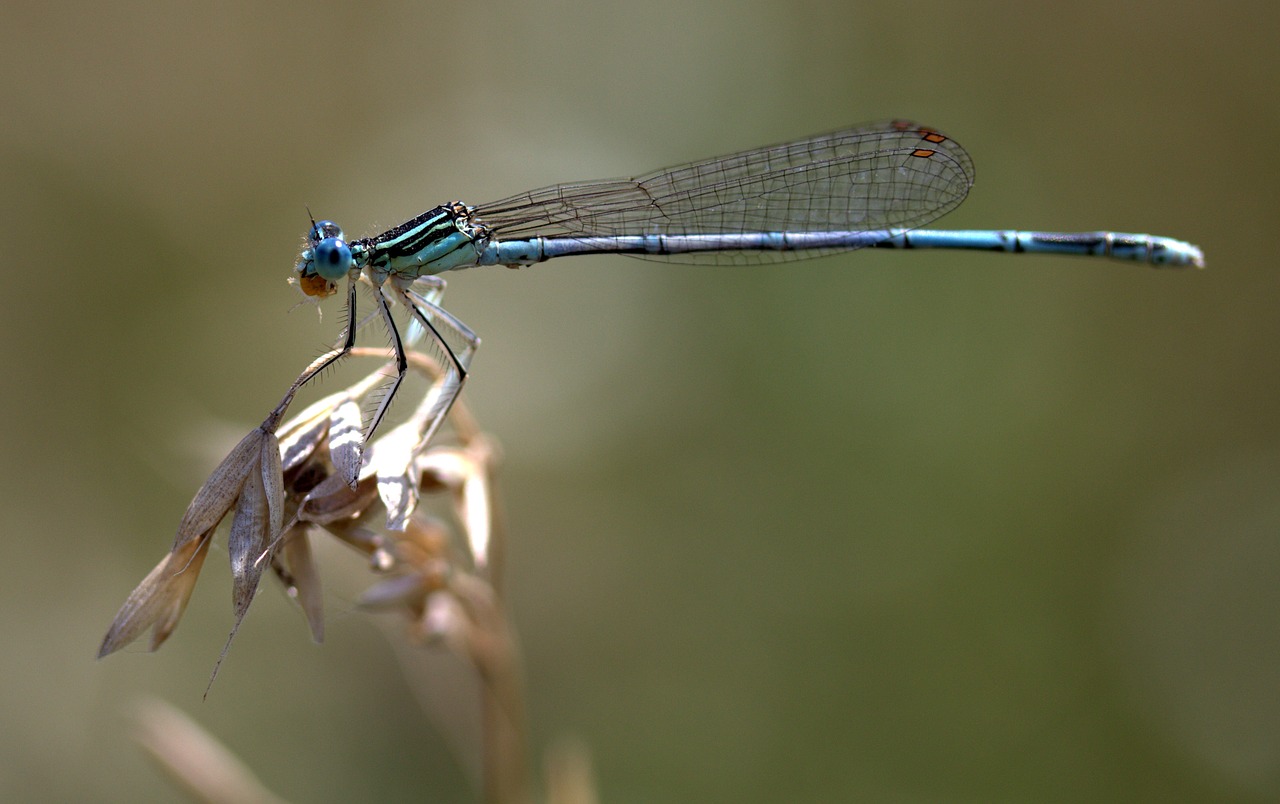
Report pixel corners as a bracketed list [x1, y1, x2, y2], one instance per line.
[296, 219, 352, 298]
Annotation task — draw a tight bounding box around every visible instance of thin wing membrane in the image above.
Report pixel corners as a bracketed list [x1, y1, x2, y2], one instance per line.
[472, 120, 974, 264]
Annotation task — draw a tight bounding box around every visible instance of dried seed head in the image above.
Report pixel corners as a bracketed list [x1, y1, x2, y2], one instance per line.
[98, 533, 212, 658]
[172, 429, 265, 550]
[101, 347, 504, 680]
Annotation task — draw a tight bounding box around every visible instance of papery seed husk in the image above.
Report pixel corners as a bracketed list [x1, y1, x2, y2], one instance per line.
[461, 468, 492, 568]
[416, 449, 471, 488]
[150, 535, 213, 650]
[369, 421, 424, 530]
[260, 432, 284, 542]
[276, 387, 349, 443]
[416, 449, 490, 564]
[278, 407, 329, 473]
[356, 573, 429, 610]
[277, 363, 387, 449]
[379, 473, 419, 533]
[98, 534, 212, 657]
[172, 429, 264, 549]
[421, 591, 465, 648]
[328, 398, 364, 487]
[282, 525, 324, 643]
[298, 472, 379, 524]
[369, 421, 417, 477]
[228, 454, 270, 619]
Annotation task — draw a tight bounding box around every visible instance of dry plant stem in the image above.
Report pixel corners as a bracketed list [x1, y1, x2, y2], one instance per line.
[134, 698, 287, 804]
[481, 615, 529, 804]
[465, 442, 524, 798]
[482, 629, 529, 804]
[456, 523, 528, 804]
[544, 740, 599, 804]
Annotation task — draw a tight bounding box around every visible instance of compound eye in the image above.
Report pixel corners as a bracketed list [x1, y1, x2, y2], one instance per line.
[312, 236, 353, 280]
[309, 220, 344, 244]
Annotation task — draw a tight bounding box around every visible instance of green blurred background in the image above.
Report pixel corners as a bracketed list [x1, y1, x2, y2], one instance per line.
[2, 1, 1276, 800]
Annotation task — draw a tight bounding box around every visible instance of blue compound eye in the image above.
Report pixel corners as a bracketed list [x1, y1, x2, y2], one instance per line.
[312, 236, 353, 280]
[309, 219, 344, 244]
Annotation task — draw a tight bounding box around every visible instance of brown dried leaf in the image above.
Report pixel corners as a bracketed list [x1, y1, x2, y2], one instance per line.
[98, 534, 212, 658]
[173, 429, 263, 550]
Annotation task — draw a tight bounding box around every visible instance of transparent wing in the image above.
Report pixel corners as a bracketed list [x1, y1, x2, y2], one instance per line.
[472, 120, 974, 264]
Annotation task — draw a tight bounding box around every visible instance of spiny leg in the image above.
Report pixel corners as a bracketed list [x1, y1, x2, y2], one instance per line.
[396, 278, 481, 451]
[410, 274, 447, 308]
[405, 276, 480, 372]
[400, 275, 452, 347]
[360, 286, 411, 462]
[265, 279, 359, 431]
[309, 275, 480, 486]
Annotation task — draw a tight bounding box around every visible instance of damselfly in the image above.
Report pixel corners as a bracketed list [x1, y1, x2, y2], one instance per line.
[292, 119, 1203, 481]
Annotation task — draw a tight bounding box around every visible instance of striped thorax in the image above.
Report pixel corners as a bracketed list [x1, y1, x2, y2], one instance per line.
[296, 202, 490, 297]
